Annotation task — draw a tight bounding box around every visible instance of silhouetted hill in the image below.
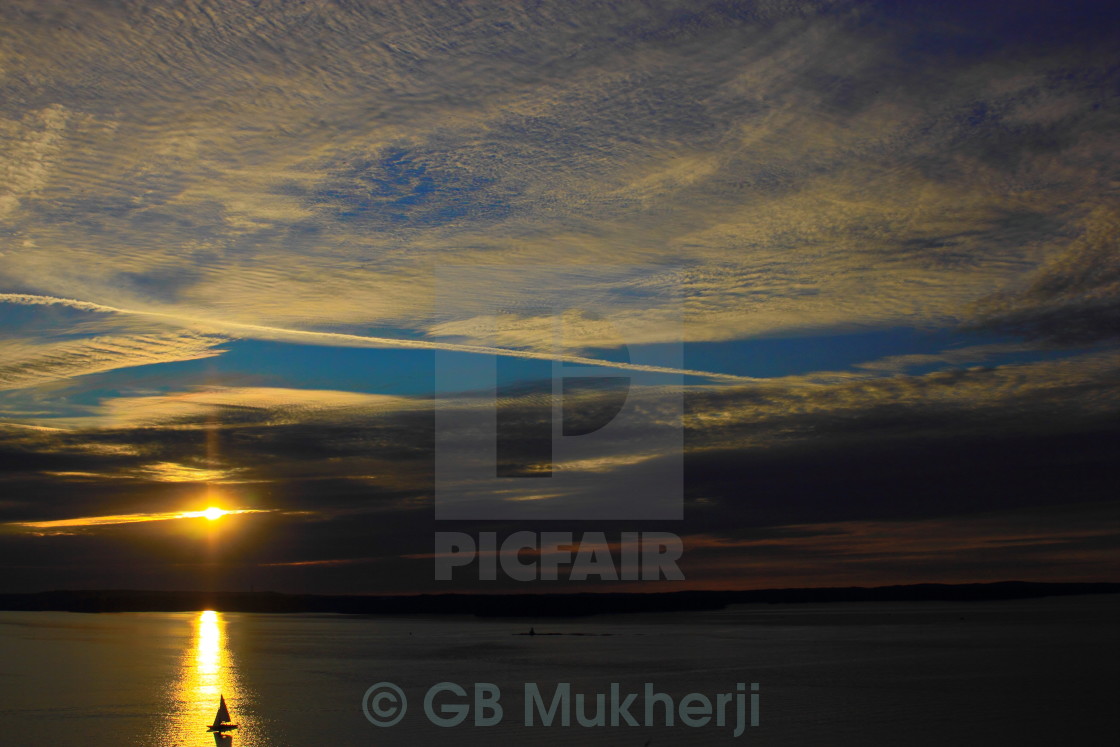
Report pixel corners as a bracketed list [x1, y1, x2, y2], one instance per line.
[0, 581, 1116, 617]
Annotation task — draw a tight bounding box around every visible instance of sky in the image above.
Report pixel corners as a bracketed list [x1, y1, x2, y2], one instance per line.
[1, 0, 1118, 593]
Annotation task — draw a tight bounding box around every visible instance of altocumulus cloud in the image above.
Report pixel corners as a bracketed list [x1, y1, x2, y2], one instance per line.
[0, 0, 1116, 345]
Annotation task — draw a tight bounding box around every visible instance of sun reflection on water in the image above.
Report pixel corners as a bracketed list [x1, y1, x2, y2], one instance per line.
[196, 611, 222, 699]
[160, 610, 256, 746]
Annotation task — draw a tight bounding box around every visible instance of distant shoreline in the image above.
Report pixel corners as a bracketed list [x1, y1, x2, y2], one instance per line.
[1, 581, 1116, 617]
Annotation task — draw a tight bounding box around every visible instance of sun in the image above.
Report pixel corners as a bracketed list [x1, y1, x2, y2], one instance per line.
[179, 506, 256, 522]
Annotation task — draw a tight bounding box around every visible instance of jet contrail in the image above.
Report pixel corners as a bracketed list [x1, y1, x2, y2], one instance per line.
[0, 292, 760, 383]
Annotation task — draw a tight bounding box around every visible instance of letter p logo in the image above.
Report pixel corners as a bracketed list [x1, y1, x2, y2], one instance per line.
[433, 266, 683, 520]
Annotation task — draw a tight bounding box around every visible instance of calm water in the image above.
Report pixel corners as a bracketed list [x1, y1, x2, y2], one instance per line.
[0, 596, 1116, 746]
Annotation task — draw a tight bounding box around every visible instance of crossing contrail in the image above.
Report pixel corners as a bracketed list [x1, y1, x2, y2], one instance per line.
[0, 292, 760, 383]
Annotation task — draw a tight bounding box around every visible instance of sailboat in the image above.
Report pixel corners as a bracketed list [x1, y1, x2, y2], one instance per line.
[206, 694, 239, 733]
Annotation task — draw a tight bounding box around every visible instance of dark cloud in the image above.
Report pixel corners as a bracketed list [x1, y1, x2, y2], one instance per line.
[970, 204, 1120, 343]
[2, 345, 1117, 591]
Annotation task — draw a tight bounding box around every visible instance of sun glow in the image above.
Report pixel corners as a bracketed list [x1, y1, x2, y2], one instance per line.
[180, 506, 230, 521]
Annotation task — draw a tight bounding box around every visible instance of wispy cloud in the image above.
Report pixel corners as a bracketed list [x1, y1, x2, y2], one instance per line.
[1, 0, 1116, 349]
[678, 501, 1120, 586]
[87, 386, 425, 429]
[969, 203, 1120, 344]
[0, 330, 227, 390]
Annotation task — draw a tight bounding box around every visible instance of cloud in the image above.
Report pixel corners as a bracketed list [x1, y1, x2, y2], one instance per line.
[675, 500, 1120, 587]
[969, 203, 1120, 343]
[0, 105, 68, 219]
[0, 0, 1116, 348]
[686, 348, 1120, 453]
[2, 345, 1116, 507]
[139, 462, 240, 483]
[0, 330, 228, 390]
[852, 342, 1034, 374]
[1, 349, 1116, 589]
[86, 386, 425, 429]
[8, 507, 268, 531]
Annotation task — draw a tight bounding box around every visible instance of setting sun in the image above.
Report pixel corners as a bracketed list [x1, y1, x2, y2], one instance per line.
[201, 507, 227, 521]
[179, 507, 232, 522]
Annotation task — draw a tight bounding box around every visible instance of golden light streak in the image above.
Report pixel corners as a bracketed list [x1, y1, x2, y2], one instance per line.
[196, 610, 221, 683]
[9, 507, 266, 529]
[160, 610, 255, 743]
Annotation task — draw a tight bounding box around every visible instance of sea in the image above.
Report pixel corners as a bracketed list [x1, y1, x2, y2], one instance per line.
[0, 595, 1116, 746]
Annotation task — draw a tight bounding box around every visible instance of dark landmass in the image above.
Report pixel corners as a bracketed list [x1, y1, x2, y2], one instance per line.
[0, 581, 1116, 617]
[513, 631, 612, 636]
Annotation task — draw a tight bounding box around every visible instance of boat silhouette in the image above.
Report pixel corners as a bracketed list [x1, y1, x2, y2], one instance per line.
[206, 694, 238, 734]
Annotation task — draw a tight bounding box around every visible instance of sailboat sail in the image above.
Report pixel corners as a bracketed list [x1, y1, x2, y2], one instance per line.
[212, 695, 231, 728]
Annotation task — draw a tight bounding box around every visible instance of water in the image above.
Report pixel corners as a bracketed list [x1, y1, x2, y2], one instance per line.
[0, 595, 1115, 746]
